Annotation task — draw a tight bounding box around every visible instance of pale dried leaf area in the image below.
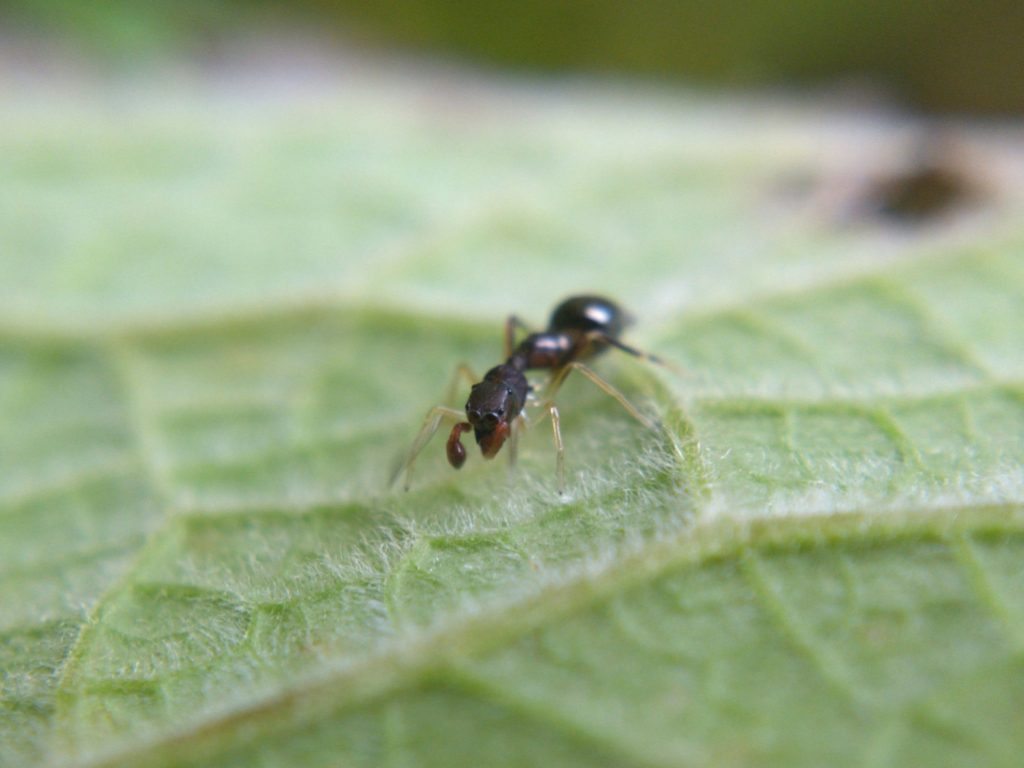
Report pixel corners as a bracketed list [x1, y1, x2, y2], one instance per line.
[1, 61, 1023, 768]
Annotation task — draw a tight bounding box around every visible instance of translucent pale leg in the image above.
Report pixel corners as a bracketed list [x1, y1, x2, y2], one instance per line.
[532, 361, 658, 493]
[548, 361, 657, 430]
[391, 405, 466, 490]
[444, 363, 480, 404]
[507, 414, 525, 470]
[545, 402, 565, 494]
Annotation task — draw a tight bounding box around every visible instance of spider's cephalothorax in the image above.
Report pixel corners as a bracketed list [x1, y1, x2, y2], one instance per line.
[464, 363, 529, 459]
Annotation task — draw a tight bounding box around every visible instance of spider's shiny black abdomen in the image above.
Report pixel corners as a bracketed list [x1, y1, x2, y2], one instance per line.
[547, 295, 629, 339]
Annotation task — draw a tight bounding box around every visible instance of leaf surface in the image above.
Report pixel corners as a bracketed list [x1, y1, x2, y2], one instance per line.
[1, 71, 1023, 767]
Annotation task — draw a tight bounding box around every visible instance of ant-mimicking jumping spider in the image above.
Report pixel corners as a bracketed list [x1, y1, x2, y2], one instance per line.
[392, 295, 667, 493]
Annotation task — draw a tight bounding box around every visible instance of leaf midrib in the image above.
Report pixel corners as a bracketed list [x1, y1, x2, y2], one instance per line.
[61, 502, 1024, 768]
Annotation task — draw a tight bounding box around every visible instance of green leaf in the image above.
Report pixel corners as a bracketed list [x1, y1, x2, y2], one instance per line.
[1, 74, 1022, 768]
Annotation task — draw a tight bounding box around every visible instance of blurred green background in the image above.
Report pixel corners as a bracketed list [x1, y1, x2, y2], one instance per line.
[5, 0, 1024, 115]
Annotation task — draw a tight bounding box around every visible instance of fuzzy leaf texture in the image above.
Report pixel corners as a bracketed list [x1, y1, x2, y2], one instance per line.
[1, 67, 1023, 768]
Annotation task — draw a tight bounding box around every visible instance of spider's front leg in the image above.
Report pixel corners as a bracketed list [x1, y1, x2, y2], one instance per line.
[390, 405, 467, 490]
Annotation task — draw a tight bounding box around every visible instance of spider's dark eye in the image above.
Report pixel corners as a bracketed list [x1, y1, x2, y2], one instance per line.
[483, 412, 499, 427]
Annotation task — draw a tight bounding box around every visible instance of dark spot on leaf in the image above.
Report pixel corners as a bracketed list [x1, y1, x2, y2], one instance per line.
[867, 162, 977, 223]
[769, 134, 990, 230]
[862, 136, 986, 225]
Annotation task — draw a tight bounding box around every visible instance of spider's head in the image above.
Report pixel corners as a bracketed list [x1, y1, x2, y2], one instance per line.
[465, 378, 514, 459]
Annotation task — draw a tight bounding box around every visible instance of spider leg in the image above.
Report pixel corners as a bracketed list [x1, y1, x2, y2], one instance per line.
[507, 414, 526, 470]
[540, 401, 565, 494]
[390, 405, 466, 490]
[548, 361, 658, 430]
[586, 331, 683, 374]
[444, 362, 481, 404]
[504, 314, 535, 358]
